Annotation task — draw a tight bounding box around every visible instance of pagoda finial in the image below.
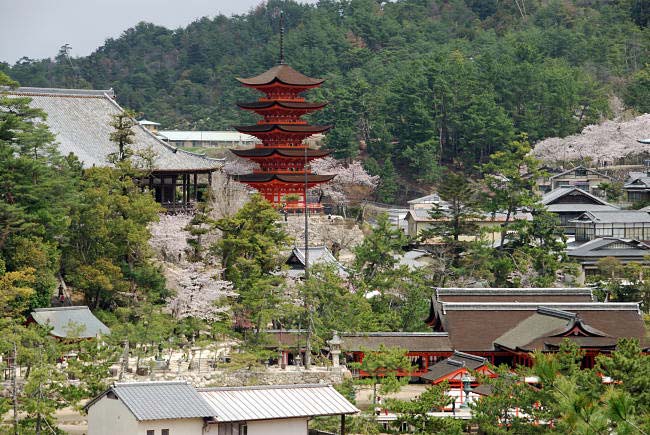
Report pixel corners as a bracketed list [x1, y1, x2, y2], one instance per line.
[279, 10, 286, 64]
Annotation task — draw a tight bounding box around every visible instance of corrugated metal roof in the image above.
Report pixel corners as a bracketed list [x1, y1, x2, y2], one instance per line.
[198, 384, 358, 422]
[7, 87, 221, 172]
[30, 306, 110, 338]
[110, 381, 214, 421]
[159, 131, 257, 142]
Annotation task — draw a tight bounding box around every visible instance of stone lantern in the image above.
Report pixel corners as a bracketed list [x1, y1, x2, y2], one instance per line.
[328, 332, 343, 369]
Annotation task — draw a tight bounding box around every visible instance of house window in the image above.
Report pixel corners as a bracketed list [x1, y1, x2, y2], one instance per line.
[162, 430, 169, 435]
[218, 423, 246, 435]
[147, 431, 154, 435]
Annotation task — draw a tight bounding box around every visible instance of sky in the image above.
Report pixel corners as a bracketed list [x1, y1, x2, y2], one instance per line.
[0, 0, 317, 64]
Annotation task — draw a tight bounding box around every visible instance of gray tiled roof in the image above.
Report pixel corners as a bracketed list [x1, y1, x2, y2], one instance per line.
[420, 351, 487, 382]
[625, 172, 650, 189]
[87, 381, 215, 421]
[288, 246, 348, 276]
[568, 237, 650, 258]
[199, 384, 358, 422]
[30, 306, 110, 338]
[570, 210, 650, 224]
[7, 87, 221, 172]
[541, 186, 613, 207]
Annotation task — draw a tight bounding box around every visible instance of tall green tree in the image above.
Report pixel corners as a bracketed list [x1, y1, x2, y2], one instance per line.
[213, 194, 290, 336]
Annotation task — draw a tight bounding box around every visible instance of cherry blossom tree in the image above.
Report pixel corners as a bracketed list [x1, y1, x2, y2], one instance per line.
[532, 114, 650, 166]
[311, 157, 379, 210]
[165, 262, 236, 322]
[148, 213, 193, 262]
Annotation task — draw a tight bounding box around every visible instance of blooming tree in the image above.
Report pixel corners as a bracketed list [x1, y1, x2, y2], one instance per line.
[148, 213, 193, 262]
[532, 114, 650, 165]
[166, 262, 236, 322]
[223, 156, 259, 175]
[311, 157, 379, 206]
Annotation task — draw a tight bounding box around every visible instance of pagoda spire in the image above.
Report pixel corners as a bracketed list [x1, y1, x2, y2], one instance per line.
[279, 10, 286, 65]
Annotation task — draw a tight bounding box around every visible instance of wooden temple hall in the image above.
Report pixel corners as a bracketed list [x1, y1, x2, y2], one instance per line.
[342, 288, 648, 378]
[5, 87, 221, 210]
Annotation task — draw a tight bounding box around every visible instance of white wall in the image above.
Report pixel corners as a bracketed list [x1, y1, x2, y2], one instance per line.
[88, 395, 204, 435]
[139, 418, 205, 435]
[247, 418, 308, 435]
[88, 395, 139, 435]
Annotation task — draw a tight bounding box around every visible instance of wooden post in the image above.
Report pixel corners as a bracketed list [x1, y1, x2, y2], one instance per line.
[172, 175, 177, 207]
[340, 414, 346, 435]
[160, 176, 166, 204]
[194, 173, 199, 201]
[182, 173, 188, 207]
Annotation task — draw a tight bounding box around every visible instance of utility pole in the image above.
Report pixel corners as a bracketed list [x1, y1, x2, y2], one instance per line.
[12, 341, 18, 435]
[303, 139, 312, 370]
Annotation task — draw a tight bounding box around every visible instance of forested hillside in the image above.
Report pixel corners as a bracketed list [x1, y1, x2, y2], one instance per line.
[3, 0, 650, 200]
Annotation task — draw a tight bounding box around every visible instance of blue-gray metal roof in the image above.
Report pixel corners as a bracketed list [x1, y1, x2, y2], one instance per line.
[30, 306, 110, 338]
[101, 382, 215, 421]
[7, 87, 221, 172]
[199, 384, 358, 422]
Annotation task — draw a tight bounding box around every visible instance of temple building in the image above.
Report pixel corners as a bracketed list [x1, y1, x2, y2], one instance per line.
[232, 63, 334, 212]
[342, 287, 647, 377]
[6, 87, 221, 210]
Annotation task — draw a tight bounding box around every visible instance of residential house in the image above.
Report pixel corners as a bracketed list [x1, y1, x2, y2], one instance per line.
[85, 381, 215, 435]
[7, 87, 221, 210]
[624, 170, 650, 203]
[571, 210, 650, 242]
[541, 187, 619, 234]
[548, 166, 611, 194]
[404, 209, 532, 243]
[407, 193, 447, 211]
[568, 237, 650, 277]
[85, 382, 359, 435]
[28, 306, 110, 339]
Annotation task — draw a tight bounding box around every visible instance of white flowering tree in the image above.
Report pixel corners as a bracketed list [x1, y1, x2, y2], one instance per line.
[532, 114, 650, 166]
[166, 262, 236, 322]
[311, 157, 379, 214]
[148, 213, 193, 262]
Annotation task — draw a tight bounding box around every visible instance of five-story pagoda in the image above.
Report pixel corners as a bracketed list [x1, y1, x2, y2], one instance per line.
[232, 60, 335, 212]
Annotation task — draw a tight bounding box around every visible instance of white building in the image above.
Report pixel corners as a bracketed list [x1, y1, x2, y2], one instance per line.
[85, 381, 358, 435]
[158, 131, 258, 149]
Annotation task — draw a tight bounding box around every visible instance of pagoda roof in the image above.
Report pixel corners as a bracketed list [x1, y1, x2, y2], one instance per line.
[231, 148, 330, 158]
[237, 101, 327, 110]
[235, 173, 335, 183]
[233, 124, 332, 134]
[237, 64, 324, 87]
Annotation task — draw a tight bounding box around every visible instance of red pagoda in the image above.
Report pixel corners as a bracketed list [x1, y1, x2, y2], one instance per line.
[232, 63, 335, 212]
